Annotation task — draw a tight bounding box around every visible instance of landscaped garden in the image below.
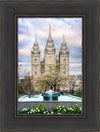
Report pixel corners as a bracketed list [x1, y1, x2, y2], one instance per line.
[18, 64, 82, 114]
[18, 104, 82, 114]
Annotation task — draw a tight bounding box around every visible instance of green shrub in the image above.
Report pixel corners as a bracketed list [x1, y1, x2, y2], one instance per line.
[18, 105, 49, 114]
[52, 105, 69, 114]
[18, 108, 30, 114]
[68, 105, 82, 114]
[32, 104, 49, 114]
[52, 105, 82, 114]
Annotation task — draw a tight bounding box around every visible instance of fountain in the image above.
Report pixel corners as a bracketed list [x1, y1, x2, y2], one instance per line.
[42, 90, 60, 101]
[18, 91, 82, 110]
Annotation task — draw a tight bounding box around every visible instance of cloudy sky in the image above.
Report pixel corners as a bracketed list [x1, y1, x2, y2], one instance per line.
[18, 18, 82, 77]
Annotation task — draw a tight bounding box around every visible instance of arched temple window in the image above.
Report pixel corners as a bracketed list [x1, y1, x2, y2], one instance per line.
[35, 65, 37, 70]
[63, 59, 66, 64]
[49, 56, 52, 64]
[35, 71, 37, 76]
[35, 59, 37, 63]
[63, 65, 66, 69]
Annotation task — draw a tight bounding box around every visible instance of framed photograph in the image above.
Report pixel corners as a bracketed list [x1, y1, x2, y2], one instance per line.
[0, 0, 99, 131]
[17, 17, 83, 116]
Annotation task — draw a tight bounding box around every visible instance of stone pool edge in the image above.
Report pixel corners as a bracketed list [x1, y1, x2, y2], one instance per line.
[18, 101, 82, 111]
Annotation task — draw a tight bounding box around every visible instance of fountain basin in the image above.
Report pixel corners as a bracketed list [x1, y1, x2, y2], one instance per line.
[18, 94, 82, 110]
[42, 90, 60, 101]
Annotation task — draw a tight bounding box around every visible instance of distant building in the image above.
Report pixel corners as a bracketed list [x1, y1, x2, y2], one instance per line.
[31, 24, 69, 78]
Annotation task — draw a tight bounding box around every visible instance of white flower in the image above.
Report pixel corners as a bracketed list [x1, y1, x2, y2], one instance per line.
[38, 109, 40, 112]
[64, 109, 66, 112]
[51, 111, 53, 114]
[31, 110, 34, 112]
[22, 108, 28, 111]
[35, 109, 37, 112]
[69, 108, 72, 110]
[43, 111, 46, 114]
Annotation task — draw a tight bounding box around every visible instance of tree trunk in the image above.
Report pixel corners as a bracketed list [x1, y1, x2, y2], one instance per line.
[54, 85, 56, 91]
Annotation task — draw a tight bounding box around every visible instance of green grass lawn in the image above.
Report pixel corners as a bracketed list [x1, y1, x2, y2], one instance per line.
[72, 94, 82, 98]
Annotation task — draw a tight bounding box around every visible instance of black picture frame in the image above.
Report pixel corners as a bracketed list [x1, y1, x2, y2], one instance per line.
[0, 0, 99, 131]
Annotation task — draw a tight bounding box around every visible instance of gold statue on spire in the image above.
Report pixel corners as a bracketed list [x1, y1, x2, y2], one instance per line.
[49, 24, 51, 27]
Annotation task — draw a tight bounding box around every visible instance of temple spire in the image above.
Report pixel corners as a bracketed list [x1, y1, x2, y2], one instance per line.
[32, 34, 40, 53]
[63, 34, 66, 44]
[35, 34, 37, 43]
[45, 24, 55, 54]
[60, 35, 68, 52]
[48, 24, 52, 39]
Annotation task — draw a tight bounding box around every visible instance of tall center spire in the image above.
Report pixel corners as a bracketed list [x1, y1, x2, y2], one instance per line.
[48, 24, 52, 40]
[45, 24, 56, 53]
[35, 34, 37, 43]
[63, 35, 66, 44]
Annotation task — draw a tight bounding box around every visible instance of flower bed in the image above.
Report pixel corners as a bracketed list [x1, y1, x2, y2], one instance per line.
[18, 104, 82, 114]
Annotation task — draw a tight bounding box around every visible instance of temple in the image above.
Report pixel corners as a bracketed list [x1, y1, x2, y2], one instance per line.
[31, 24, 69, 78]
